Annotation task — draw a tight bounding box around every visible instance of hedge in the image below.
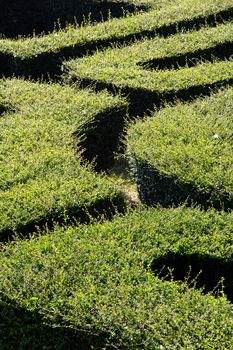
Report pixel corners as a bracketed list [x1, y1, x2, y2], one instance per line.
[0, 0, 232, 77]
[65, 21, 233, 115]
[127, 87, 233, 209]
[0, 206, 232, 349]
[66, 21, 233, 78]
[0, 78, 128, 240]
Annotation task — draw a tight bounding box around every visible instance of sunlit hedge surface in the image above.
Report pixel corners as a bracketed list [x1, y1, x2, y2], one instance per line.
[0, 206, 232, 349]
[1, 1, 233, 349]
[0, 0, 232, 76]
[0, 79, 127, 240]
[127, 87, 233, 209]
[65, 21, 233, 115]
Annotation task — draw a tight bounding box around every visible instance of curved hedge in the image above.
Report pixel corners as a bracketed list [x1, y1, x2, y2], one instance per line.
[127, 87, 233, 209]
[0, 79, 128, 240]
[65, 21, 233, 115]
[0, 206, 232, 349]
[1, 2, 233, 348]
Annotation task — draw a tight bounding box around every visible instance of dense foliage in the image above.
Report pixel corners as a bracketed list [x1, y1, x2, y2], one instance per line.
[0, 0, 232, 77]
[0, 79, 127, 240]
[1, 206, 232, 349]
[127, 88, 233, 209]
[0, 0, 232, 348]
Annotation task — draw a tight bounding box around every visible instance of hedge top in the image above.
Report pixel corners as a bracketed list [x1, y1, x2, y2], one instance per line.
[67, 21, 233, 72]
[0, 0, 232, 58]
[0, 206, 232, 349]
[65, 21, 233, 93]
[127, 87, 233, 203]
[0, 78, 127, 238]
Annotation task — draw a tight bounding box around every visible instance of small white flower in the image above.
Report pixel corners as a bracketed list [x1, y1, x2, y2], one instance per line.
[213, 134, 219, 139]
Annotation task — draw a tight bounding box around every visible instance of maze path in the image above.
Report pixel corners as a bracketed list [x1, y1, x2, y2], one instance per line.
[0, 206, 232, 348]
[0, 79, 127, 240]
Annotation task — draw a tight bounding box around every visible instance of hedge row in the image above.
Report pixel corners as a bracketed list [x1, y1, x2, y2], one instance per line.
[0, 79, 128, 241]
[0, 206, 232, 349]
[0, 0, 232, 77]
[65, 21, 233, 115]
[127, 87, 233, 209]
[67, 21, 233, 77]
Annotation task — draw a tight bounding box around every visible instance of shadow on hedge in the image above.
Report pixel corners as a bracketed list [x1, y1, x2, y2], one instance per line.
[132, 161, 233, 211]
[78, 77, 233, 126]
[1, 7, 232, 79]
[0, 0, 148, 38]
[151, 253, 233, 302]
[0, 194, 127, 243]
[139, 41, 233, 71]
[0, 297, 111, 350]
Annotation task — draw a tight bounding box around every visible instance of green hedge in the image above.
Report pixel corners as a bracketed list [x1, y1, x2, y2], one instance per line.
[65, 21, 233, 115]
[0, 79, 128, 240]
[0, 0, 232, 77]
[127, 87, 233, 209]
[67, 21, 233, 79]
[0, 206, 232, 349]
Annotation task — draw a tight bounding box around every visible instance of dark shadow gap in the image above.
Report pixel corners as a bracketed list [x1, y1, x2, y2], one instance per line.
[0, 296, 113, 350]
[151, 253, 233, 302]
[74, 106, 127, 171]
[132, 160, 232, 211]
[0, 102, 17, 116]
[138, 41, 233, 70]
[0, 105, 9, 115]
[76, 76, 233, 118]
[1, 7, 233, 79]
[0, 0, 148, 38]
[0, 195, 127, 243]
[72, 77, 233, 175]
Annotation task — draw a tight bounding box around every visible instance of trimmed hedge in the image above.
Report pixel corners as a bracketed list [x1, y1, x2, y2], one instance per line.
[0, 206, 232, 349]
[65, 21, 233, 115]
[127, 87, 233, 209]
[67, 21, 233, 77]
[0, 0, 232, 77]
[0, 79, 128, 240]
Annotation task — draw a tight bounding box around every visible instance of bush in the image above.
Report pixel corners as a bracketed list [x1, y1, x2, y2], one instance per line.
[0, 0, 232, 77]
[0, 206, 232, 349]
[127, 87, 233, 209]
[0, 78, 128, 240]
[65, 21, 233, 115]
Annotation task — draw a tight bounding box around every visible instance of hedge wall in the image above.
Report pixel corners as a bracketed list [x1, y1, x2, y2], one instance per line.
[0, 206, 232, 349]
[0, 78, 128, 240]
[127, 87, 233, 209]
